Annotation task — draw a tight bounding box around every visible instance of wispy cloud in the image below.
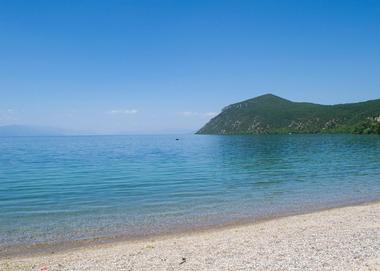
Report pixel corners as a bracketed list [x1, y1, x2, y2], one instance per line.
[180, 111, 218, 117]
[0, 109, 17, 123]
[182, 111, 197, 117]
[107, 109, 138, 115]
[204, 112, 218, 117]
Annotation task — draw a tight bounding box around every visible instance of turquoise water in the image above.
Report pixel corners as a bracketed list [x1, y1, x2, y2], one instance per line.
[0, 134, 380, 249]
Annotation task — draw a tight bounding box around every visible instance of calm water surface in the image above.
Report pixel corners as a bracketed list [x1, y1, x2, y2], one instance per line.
[0, 134, 379, 248]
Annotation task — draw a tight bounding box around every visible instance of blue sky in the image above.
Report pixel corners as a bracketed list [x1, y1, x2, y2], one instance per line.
[0, 0, 379, 133]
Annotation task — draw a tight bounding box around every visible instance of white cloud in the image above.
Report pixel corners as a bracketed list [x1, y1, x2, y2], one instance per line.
[180, 111, 218, 117]
[107, 109, 138, 115]
[204, 112, 218, 117]
[182, 111, 197, 117]
[0, 109, 17, 123]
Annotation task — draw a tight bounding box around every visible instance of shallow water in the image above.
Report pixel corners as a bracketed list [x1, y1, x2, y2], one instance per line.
[0, 134, 379, 248]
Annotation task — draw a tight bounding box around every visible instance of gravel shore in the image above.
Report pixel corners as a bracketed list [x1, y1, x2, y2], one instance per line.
[1, 202, 380, 271]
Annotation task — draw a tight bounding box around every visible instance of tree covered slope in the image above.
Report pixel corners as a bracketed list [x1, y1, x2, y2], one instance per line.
[196, 94, 380, 135]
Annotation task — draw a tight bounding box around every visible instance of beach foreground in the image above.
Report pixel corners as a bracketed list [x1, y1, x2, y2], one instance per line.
[1, 203, 380, 271]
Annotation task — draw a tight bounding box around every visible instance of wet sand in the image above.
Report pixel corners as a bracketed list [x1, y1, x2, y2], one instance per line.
[1, 202, 380, 270]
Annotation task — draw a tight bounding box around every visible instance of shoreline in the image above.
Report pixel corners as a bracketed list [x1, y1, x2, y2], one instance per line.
[2, 200, 379, 270]
[0, 199, 380, 262]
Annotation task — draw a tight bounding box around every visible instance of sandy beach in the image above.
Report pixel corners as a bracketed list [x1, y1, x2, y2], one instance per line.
[1, 202, 379, 271]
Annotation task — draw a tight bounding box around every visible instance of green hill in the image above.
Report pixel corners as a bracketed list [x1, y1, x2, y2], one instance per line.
[196, 94, 380, 135]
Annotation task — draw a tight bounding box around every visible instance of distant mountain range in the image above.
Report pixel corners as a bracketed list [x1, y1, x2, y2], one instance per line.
[197, 94, 380, 135]
[0, 125, 66, 136]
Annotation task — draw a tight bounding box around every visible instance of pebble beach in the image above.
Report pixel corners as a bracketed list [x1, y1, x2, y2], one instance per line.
[1, 202, 380, 271]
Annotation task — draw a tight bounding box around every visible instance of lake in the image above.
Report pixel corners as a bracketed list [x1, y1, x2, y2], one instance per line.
[0, 134, 379, 249]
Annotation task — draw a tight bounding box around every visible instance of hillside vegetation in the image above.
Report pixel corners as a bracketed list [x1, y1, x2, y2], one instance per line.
[197, 94, 380, 135]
